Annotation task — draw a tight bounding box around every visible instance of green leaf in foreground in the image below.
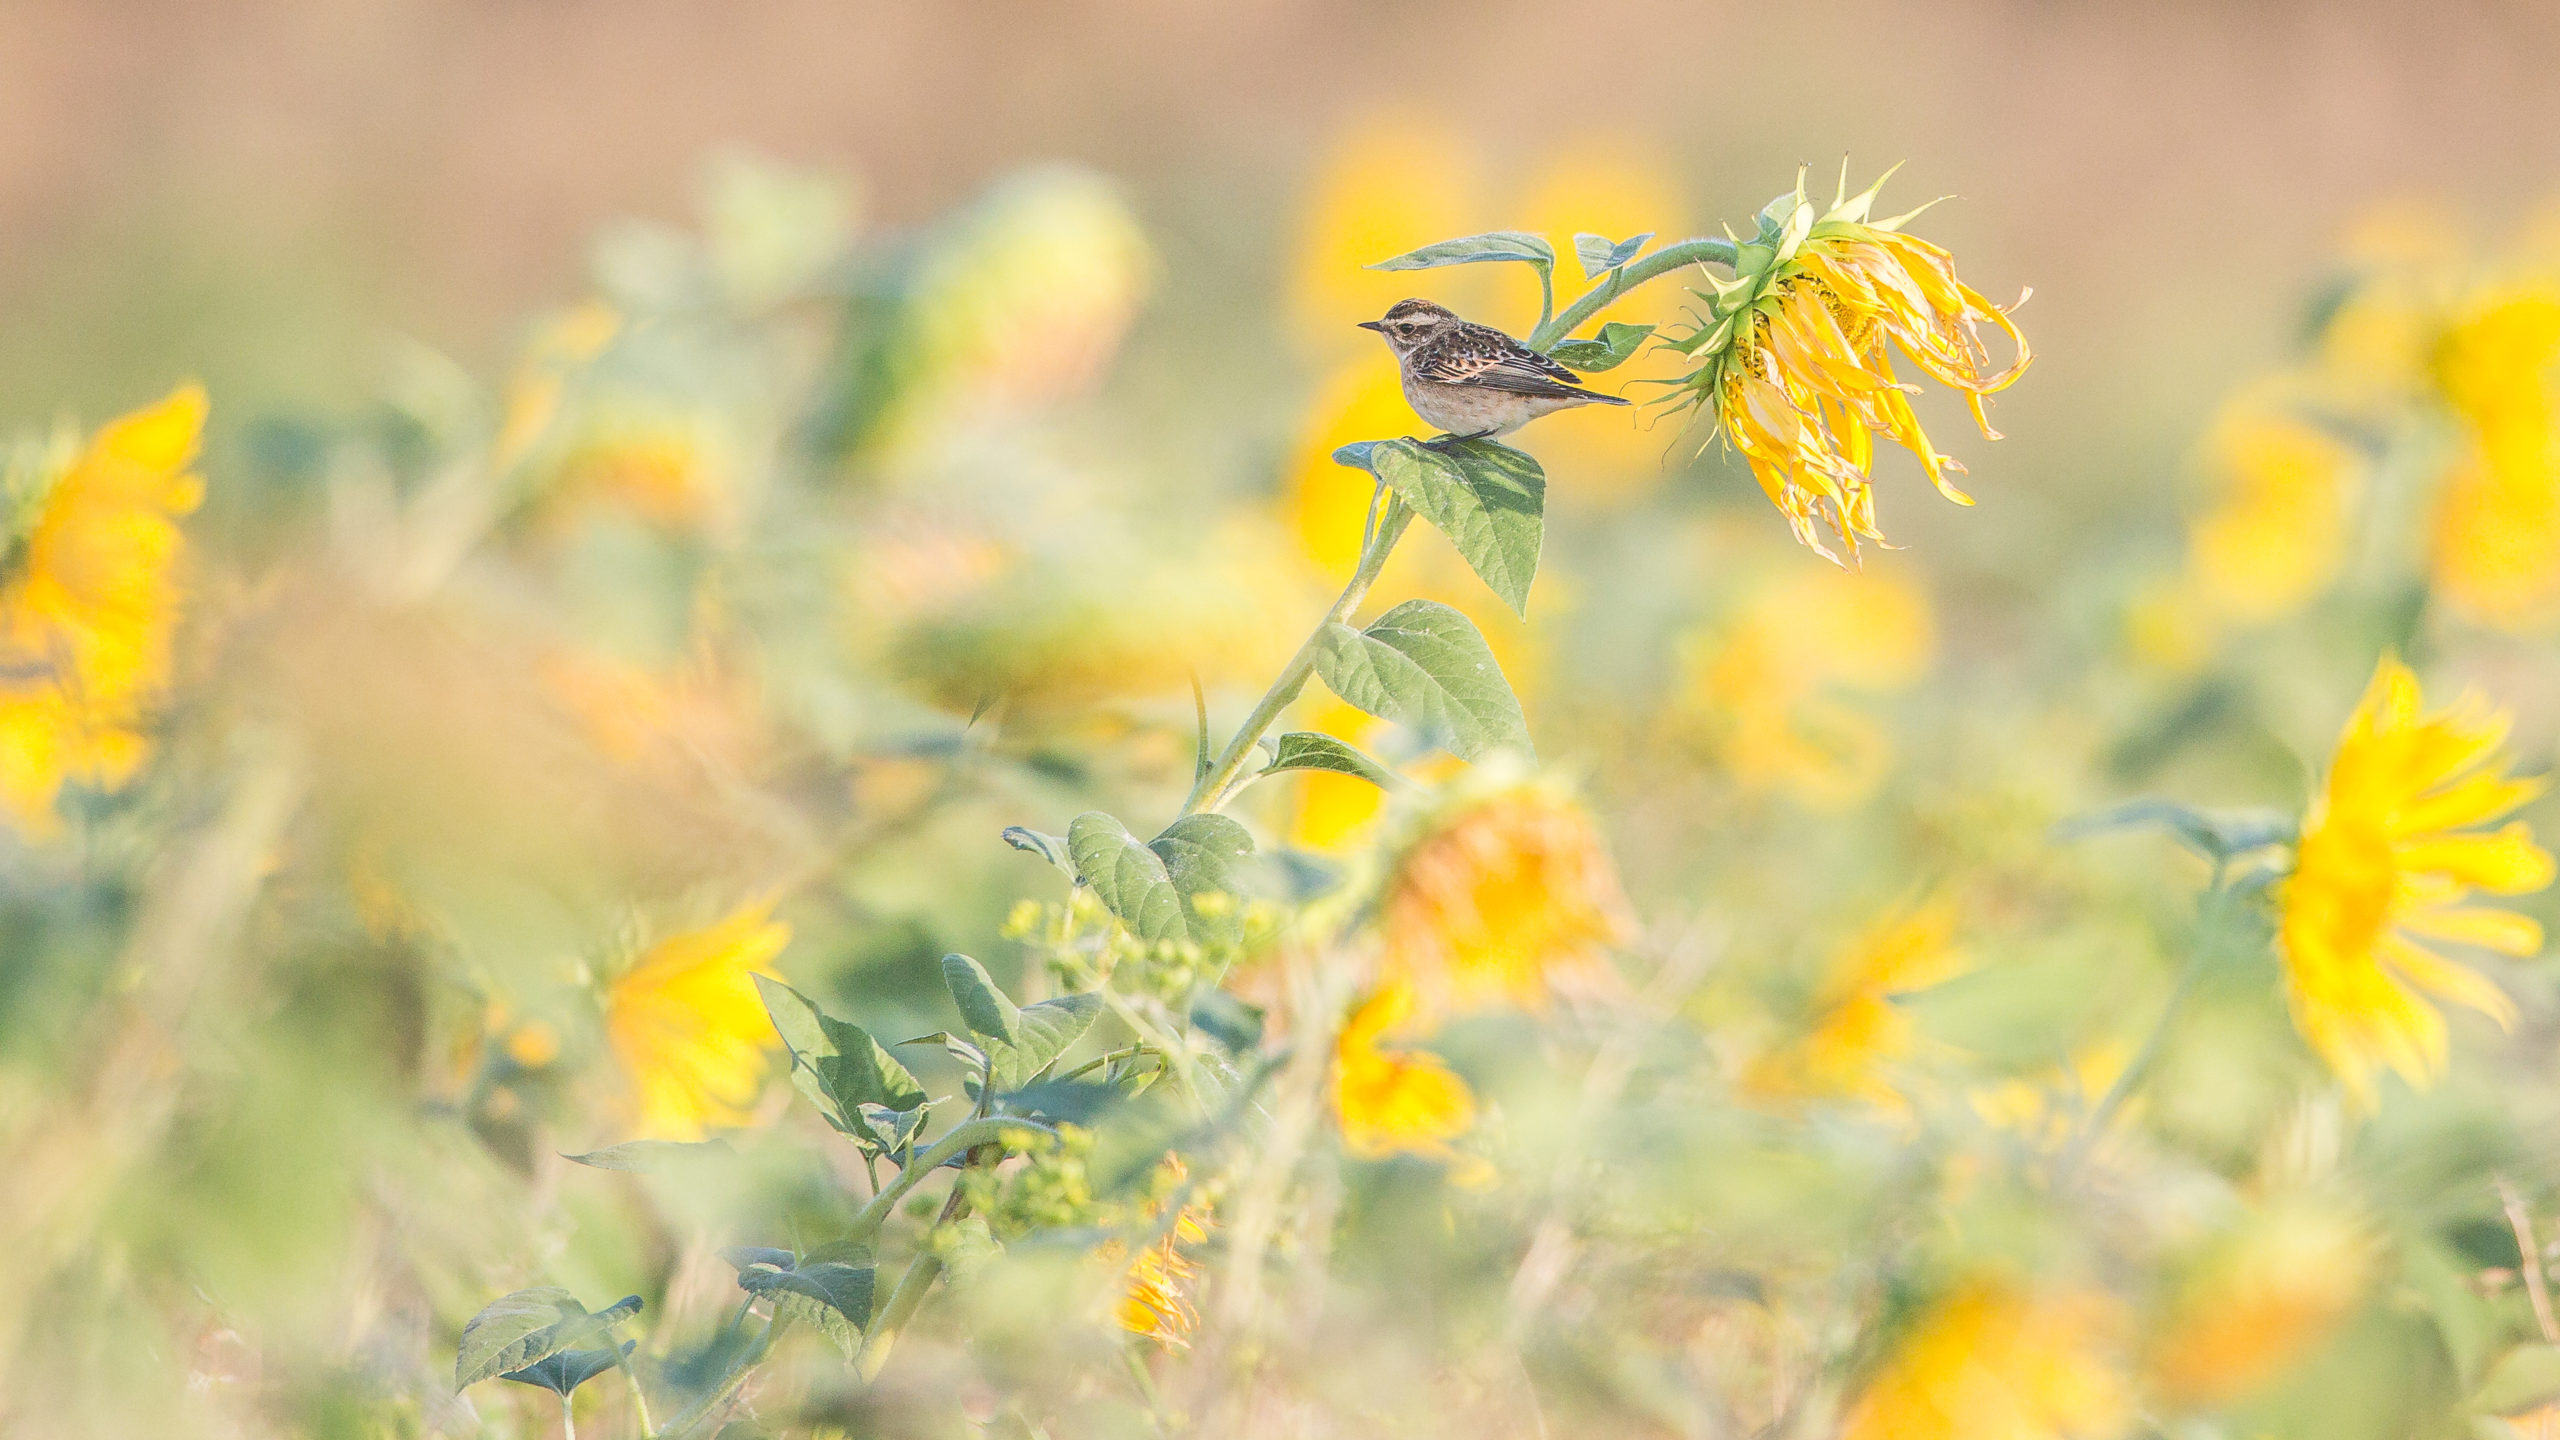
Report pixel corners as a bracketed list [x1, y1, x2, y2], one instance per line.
[1314, 599, 1532, 762]
[1549, 321, 1657, 373]
[1339, 437, 1544, 616]
[1262, 731, 1400, 791]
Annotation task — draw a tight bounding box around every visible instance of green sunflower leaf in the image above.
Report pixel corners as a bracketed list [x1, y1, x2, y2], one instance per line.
[1314, 600, 1532, 762]
[1368, 231, 1555, 276]
[1337, 437, 1544, 617]
[1261, 731, 1401, 791]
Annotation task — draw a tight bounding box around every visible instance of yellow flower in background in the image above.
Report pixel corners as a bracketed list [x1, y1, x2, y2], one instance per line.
[2316, 203, 2465, 404]
[2144, 1197, 2373, 1409]
[1286, 698, 1395, 854]
[2188, 401, 2356, 624]
[1379, 782, 1631, 1010]
[867, 167, 1151, 454]
[888, 520, 1309, 718]
[1107, 1158, 1213, 1347]
[1288, 117, 1480, 348]
[1745, 899, 1968, 1112]
[1332, 980, 1480, 1164]
[1842, 1281, 2131, 1440]
[0, 385, 206, 836]
[1681, 559, 1936, 807]
[492, 301, 622, 473]
[1668, 169, 2030, 562]
[1511, 139, 1690, 495]
[2280, 657, 2551, 1107]
[2430, 287, 2560, 629]
[1970, 1044, 2134, 1152]
[605, 901, 789, 1140]
[1286, 357, 1418, 577]
[538, 411, 735, 530]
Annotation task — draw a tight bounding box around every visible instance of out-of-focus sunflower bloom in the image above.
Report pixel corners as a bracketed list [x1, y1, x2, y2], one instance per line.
[1286, 357, 1421, 577]
[2314, 204, 2465, 405]
[1969, 1043, 2133, 1153]
[604, 901, 789, 1140]
[1510, 139, 1690, 493]
[1288, 116, 1481, 348]
[1679, 559, 1935, 807]
[0, 385, 206, 836]
[871, 167, 1151, 453]
[2279, 657, 2552, 1108]
[2188, 400, 2357, 624]
[492, 302, 621, 473]
[1109, 1159, 1213, 1347]
[1841, 1281, 2131, 1440]
[1287, 699, 1397, 853]
[2429, 287, 2560, 629]
[1332, 980, 1480, 1164]
[2143, 1196, 2373, 1409]
[1744, 899, 1967, 1112]
[1379, 782, 1632, 1010]
[888, 521, 1307, 718]
[538, 411, 732, 530]
[1663, 168, 2030, 563]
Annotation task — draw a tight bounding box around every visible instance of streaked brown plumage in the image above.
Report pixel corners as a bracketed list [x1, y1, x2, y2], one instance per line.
[1358, 298, 1629, 438]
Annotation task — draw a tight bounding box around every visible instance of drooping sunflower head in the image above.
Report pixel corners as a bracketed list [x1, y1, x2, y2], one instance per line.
[2279, 656, 2552, 1107]
[1660, 166, 2030, 563]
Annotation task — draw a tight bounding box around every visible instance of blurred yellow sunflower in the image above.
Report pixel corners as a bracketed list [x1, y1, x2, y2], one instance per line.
[2143, 1196, 2373, 1409]
[2430, 287, 2560, 629]
[2279, 657, 2551, 1107]
[1331, 980, 1479, 1163]
[1379, 782, 1631, 1010]
[0, 385, 207, 836]
[1842, 1281, 2130, 1440]
[2188, 400, 2357, 625]
[1109, 1158, 1213, 1347]
[1680, 557, 1936, 807]
[1287, 116, 1480, 349]
[1665, 168, 2030, 562]
[1744, 899, 1967, 1112]
[604, 901, 789, 1139]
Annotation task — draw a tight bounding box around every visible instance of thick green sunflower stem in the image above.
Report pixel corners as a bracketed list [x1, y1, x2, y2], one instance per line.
[1527, 236, 1741, 353]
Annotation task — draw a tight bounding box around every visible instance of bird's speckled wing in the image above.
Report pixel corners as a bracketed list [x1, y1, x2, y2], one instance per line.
[1410, 325, 1601, 398]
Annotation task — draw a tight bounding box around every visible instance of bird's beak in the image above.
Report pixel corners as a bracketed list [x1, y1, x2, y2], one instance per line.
[1356, 320, 1386, 332]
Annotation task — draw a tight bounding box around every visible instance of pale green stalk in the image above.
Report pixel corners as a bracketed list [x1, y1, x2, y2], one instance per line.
[2061, 863, 2230, 1177]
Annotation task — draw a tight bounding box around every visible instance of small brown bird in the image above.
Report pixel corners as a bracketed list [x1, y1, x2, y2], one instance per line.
[1360, 298, 1629, 439]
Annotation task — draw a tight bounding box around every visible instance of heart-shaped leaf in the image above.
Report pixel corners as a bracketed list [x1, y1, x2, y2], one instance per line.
[756, 977, 927, 1151]
[1549, 322, 1656, 374]
[1340, 438, 1544, 616]
[1369, 231, 1555, 275]
[1149, 813, 1255, 943]
[455, 1290, 642, 1391]
[501, 1342, 632, 1397]
[941, 953, 1106, 1090]
[1314, 600, 1532, 762]
[1068, 812, 1188, 943]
